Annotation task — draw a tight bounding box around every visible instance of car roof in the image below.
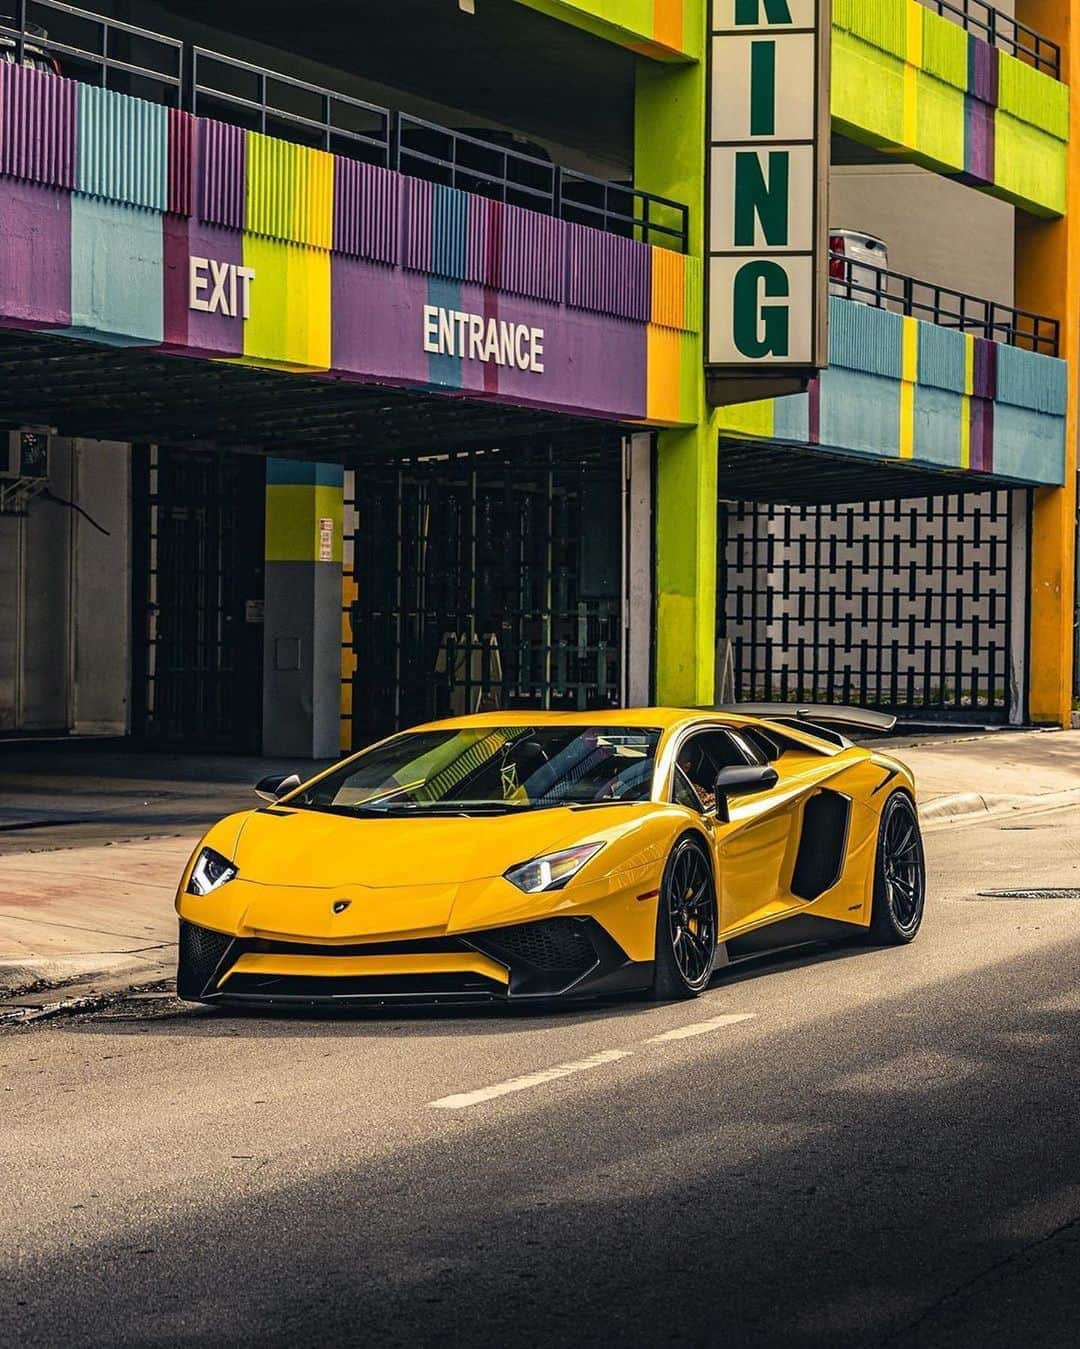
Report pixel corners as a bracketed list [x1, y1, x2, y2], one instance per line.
[408, 708, 742, 734]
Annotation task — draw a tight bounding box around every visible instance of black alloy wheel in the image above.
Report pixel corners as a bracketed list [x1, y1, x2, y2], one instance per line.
[868, 792, 926, 944]
[651, 836, 718, 999]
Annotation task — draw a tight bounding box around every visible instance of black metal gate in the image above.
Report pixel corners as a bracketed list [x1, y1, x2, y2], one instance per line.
[718, 490, 1021, 721]
[132, 446, 266, 750]
[344, 442, 624, 747]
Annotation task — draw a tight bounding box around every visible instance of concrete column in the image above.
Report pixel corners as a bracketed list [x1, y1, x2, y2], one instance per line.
[635, 11, 722, 707]
[1014, 0, 1079, 726]
[262, 459, 344, 760]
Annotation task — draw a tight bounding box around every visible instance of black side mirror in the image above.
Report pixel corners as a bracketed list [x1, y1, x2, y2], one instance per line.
[713, 765, 779, 823]
[255, 772, 302, 803]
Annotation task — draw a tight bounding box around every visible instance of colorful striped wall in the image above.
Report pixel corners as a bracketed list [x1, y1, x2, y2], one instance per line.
[512, 0, 695, 61]
[0, 63, 700, 427]
[717, 298, 1067, 486]
[832, 0, 1068, 217]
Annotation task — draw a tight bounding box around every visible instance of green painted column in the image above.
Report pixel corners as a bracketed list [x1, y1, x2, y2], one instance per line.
[635, 5, 721, 707]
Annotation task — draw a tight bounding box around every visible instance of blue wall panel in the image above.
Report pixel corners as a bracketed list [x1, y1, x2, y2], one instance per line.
[917, 323, 966, 394]
[827, 296, 902, 379]
[996, 343, 1067, 415]
[993, 404, 1067, 485]
[913, 385, 963, 467]
[819, 368, 901, 457]
[67, 195, 163, 344]
[77, 85, 168, 212]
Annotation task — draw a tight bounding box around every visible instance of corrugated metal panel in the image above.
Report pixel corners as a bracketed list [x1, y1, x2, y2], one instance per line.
[297, 146, 334, 250]
[167, 108, 194, 217]
[466, 196, 499, 286]
[76, 84, 167, 211]
[567, 226, 648, 321]
[972, 336, 997, 400]
[650, 248, 684, 330]
[402, 177, 433, 273]
[683, 254, 702, 335]
[968, 33, 999, 105]
[917, 321, 965, 393]
[0, 63, 75, 189]
[244, 135, 332, 248]
[333, 159, 400, 263]
[828, 297, 902, 378]
[996, 344, 1065, 414]
[199, 119, 245, 230]
[502, 204, 564, 304]
[431, 185, 468, 280]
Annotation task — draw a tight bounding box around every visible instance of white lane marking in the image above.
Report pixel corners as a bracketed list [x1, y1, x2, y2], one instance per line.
[428, 1013, 757, 1110]
[430, 1049, 632, 1110]
[644, 1012, 756, 1044]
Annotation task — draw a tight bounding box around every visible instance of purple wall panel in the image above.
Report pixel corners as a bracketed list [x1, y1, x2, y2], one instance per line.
[466, 196, 499, 287]
[402, 177, 433, 273]
[168, 108, 194, 217]
[969, 37, 999, 105]
[329, 253, 645, 420]
[500, 204, 563, 303]
[198, 119, 245, 230]
[567, 225, 650, 323]
[0, 181, 71, 327]
[332, 254, 430, 386]
[162, 218, 243, 356]
[0, 64, 75, 189]
[334, 159, 400, 263]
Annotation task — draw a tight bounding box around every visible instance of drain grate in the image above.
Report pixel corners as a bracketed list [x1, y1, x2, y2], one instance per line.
[977, 888, 1080, 900]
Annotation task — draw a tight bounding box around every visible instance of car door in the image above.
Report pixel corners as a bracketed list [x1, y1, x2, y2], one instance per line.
[671, 728, 800, 936]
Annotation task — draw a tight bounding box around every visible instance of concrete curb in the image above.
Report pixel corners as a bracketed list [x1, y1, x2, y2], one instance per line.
[0, 948, 176, 1003]
[920, 787, 1080, 825]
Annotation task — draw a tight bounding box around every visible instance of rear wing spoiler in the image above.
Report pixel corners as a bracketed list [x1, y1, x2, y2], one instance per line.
[711, 703, 897, 747]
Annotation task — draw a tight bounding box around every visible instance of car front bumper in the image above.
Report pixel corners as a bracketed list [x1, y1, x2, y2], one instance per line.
[176, 916, 652, 1007]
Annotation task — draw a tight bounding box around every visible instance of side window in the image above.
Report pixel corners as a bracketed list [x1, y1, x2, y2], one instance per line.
[672, 730, 752, 812]
[672, 767, 702, 812]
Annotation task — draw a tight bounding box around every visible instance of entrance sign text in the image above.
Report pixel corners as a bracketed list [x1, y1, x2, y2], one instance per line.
[189, 257, 256, 320]
[706, 0, 830, 385]
[422, 305, 545, 373]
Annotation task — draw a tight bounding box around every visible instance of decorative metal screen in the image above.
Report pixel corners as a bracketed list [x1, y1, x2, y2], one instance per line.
[718, 491, 1018, 719]
[344, 441, 624, 747]
[132, 445, 265, 750]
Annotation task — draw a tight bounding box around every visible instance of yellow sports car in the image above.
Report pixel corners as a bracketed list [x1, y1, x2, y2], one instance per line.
[175, 706, 925, 1007]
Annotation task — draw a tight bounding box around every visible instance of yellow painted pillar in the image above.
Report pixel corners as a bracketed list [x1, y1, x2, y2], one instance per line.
[635, 5, 721, 707]
[1016, 0, 1078, 726]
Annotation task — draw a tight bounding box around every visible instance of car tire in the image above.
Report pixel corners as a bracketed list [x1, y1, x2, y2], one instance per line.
[650, 835, 718, 1000]
[867, 791, 926, 945]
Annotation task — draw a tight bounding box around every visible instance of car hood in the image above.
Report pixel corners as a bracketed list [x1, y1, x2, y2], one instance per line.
[229, 804, 636, 888]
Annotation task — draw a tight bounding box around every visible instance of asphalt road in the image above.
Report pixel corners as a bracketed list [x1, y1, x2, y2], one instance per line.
[3, 804, 1080, 1348]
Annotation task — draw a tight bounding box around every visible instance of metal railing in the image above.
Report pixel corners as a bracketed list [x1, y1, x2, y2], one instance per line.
[920, 0, 1060, 80]
[394, 116, 688, 250]
[190, 47, 392, 165]
[0, 3, 689, 253]
[1, 0, 182, 100]
[829, 252, 1060, 357]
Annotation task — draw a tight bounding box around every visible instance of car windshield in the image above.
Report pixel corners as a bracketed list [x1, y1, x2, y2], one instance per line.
[291, 725, 662, 817]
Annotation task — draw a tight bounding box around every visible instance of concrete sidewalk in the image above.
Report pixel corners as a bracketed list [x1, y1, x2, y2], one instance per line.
[1, 729, 1078, 1002]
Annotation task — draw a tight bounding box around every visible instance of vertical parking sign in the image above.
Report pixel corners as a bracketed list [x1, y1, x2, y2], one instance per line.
[706, 0, 830, 399]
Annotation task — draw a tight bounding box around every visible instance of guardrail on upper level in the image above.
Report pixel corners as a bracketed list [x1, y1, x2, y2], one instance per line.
[920, 0, 1060, 80]
[829, 252, 1060, 357]
[0, 0, 689, 253]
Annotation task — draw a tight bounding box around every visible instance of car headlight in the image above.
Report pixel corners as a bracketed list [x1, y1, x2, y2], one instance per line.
[187, 847, 238, 896]
[504, 843, 604, 894]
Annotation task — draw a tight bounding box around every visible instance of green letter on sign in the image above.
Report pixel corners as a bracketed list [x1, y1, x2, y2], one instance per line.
[733, 261, 790, 358]
[734, 151, 790, 247]
[749, 41, 777, 136]
[735, 0, 794, 22]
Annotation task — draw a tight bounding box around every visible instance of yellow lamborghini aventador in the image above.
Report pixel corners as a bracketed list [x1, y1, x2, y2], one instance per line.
[175, 706, 925, 1007]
